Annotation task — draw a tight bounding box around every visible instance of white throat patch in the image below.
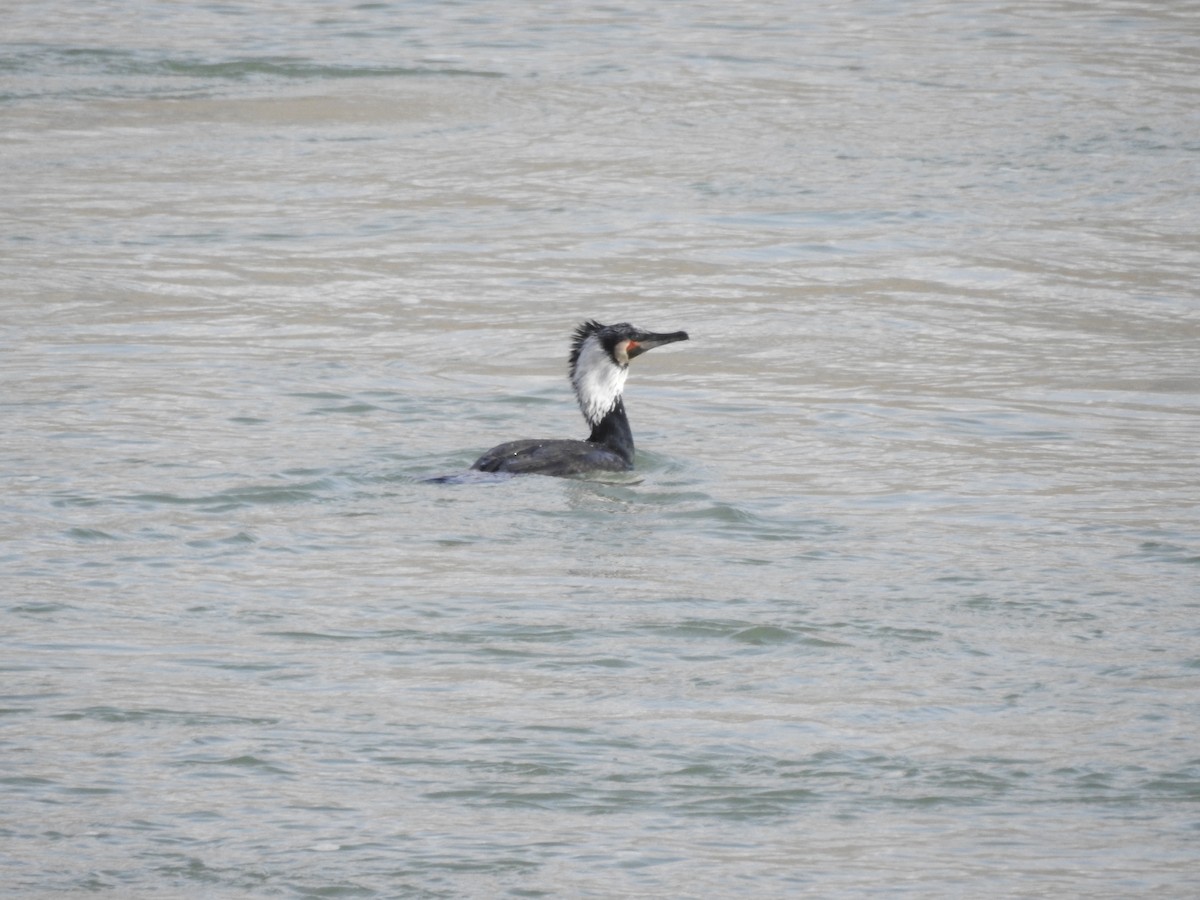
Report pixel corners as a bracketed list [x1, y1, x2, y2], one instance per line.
[571, 334, 628, 427]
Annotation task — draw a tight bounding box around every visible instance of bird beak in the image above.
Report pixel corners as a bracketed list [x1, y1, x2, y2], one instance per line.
[627, 330, 689, 359]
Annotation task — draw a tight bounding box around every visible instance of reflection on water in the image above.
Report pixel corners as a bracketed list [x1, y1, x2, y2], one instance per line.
[3, 0, 1199, 896]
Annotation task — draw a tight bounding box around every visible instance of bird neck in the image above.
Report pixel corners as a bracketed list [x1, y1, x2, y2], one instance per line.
[571, 333, 633, 464]
[571, 336, 629, 429]
[587, 397, 634, 465]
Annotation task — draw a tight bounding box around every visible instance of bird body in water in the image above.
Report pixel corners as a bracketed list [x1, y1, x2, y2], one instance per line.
[466, 320, 689, 478]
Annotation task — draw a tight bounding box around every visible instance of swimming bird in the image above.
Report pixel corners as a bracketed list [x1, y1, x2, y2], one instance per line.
[467, 320, 689, 478]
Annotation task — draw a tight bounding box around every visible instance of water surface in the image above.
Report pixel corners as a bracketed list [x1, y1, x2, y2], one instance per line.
[4, 1, 1199, 896]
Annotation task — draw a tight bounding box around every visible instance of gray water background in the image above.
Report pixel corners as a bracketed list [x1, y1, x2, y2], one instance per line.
[3, 1, 1199, 896]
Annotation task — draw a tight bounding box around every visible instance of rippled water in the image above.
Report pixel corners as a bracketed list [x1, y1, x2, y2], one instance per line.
[4, 1, 1199, 896]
